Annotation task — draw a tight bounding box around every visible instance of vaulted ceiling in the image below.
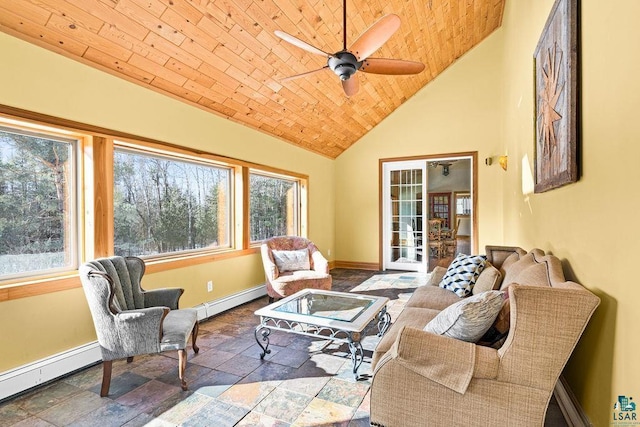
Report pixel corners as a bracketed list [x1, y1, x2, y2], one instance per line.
[0, 0, 505, 158]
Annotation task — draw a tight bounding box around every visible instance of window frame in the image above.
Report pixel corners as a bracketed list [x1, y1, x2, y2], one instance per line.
[112, 143, 236, 260]
[248, 168, 306, 246]
[0, 120, 85, 282]
[0, 105, 309, 301]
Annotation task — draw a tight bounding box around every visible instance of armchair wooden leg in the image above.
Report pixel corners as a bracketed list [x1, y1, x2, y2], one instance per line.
[100, 360, 113, 397]
[191, 322, 200, 354]
[178, 349, 188, 391]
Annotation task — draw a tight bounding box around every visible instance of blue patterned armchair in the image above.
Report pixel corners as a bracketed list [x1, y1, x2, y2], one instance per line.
[79, 256, 199, 396]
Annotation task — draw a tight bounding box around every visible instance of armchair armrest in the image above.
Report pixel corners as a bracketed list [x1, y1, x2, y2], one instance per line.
[261, 244, 279, 280]
[380, 326, 500, 393]
[311, 250, 329, 274]
[144, 288, 184, 310]
[112, 306, 169, 356]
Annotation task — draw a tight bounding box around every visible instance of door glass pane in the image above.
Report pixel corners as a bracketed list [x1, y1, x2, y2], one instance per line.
[389, 168, 423, 265]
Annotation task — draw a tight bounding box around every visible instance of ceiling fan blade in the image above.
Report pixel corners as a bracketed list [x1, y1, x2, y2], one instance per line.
[342, 75, 359, 97]
[281, 66, 329, 82]
[348, 14, 401, 61]
[274, 30, 331, 57]
[360, 58, 425, 75]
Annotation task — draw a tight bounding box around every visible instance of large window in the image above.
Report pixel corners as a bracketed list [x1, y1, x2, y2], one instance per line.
[0, 126, 78, 280]
[249, 171, 300, 242]
[0, 110, 308, 295]
[113, 147, 232, 257]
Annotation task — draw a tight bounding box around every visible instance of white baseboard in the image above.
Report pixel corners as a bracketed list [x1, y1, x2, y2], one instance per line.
[0, 342, 102, 402]
[555, 375, 592, 426]
[0, 284, 266, 402]
[195, 284, 266, 320]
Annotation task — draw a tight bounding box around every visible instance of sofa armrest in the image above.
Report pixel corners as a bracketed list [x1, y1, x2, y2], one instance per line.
[425, 266, 447, 286]
[380, 326, 500, 394]
[311, 250, 329, 274]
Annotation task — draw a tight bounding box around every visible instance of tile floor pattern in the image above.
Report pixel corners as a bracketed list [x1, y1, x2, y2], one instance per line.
[0, 269, 567, 427]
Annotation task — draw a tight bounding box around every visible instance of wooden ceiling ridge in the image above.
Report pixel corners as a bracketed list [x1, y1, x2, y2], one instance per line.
[0, 0, 506, 159]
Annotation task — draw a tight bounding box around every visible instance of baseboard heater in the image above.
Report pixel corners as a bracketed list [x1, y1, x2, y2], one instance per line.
[0, 284, 266, 402]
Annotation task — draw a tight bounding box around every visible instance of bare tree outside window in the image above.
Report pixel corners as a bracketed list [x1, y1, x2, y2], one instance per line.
[114, 148, 231, 257]
[0, 128, 76, 279]
[250, 172, 299, 242]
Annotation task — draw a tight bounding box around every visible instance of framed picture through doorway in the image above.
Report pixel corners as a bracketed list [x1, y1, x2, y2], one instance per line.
[533, 0, 579, 193]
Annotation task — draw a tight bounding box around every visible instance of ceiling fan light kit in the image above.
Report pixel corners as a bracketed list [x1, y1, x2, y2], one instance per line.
[274, 1, 425, 96]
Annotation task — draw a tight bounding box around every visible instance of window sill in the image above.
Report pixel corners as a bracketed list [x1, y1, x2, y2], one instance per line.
[143, 247, 260, 274]
[0, 247, 261, 302]
[0, 274, 80, 302]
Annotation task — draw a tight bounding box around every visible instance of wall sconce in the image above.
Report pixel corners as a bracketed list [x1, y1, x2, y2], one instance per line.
[498, 155, 508, 171]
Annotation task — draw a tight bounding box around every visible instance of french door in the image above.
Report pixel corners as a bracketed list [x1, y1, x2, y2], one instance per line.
[382, 161, 427, 272]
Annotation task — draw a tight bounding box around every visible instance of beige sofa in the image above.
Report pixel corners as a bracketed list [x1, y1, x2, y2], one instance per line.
[369, 246, 600, 427]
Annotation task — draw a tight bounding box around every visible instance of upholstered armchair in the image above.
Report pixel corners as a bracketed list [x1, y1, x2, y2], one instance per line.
[261, 236, 332, 302]
[79, 256, 199, 396]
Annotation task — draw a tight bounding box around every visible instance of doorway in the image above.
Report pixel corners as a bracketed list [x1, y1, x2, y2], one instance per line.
[381, 153, 477, 272]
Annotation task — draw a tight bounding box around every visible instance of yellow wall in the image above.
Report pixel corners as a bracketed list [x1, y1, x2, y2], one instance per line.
[334, 30, 506, 263]
[499, 1, 640, 425]
[0, 32, 335, 372]
[336, 0, 640, 424]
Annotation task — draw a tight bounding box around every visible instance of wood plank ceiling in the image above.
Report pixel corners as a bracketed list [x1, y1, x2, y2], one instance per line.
[0, 0, 505, 159]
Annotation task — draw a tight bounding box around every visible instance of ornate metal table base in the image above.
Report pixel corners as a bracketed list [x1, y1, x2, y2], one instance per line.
[254, 306, 391, 379]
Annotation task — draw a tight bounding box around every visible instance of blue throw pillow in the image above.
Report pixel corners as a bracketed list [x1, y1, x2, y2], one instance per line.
[440, 253, 487, 297]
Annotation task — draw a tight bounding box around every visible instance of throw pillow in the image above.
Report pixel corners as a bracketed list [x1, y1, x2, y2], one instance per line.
[478, 288, 511, 348]
[440, 253, 488, 297]
[472, 262, 503, 295]
[424, 290, 505, 343]
[271, 249, 310, 272]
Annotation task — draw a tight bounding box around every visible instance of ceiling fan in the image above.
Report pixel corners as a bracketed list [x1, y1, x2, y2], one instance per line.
[274, 0, 426, 97]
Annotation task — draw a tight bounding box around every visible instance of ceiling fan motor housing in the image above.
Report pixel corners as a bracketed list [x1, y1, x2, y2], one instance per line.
[328, 51, 362, 81]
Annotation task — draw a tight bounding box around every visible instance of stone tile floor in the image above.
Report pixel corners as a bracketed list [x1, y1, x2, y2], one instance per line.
[0, 269, 567, 426]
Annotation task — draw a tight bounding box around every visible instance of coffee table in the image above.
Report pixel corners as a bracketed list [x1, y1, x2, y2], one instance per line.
[254, 289, 391, 378]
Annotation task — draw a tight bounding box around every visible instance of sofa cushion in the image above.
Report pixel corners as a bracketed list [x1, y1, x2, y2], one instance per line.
[440, 254, 487, 297]
[472, 262, 503, 295]
[500, 251, 551, 290]
[424, 290, 504, 343]
[272, 249, 310, 272]
[498, 251, 520, 277]
[405, 284, 462, 310]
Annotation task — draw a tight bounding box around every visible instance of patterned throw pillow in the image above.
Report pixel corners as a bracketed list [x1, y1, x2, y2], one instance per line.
[271, 249, 310, 272]
[440, 254, 488, 297]
[424, 290, 505, 342]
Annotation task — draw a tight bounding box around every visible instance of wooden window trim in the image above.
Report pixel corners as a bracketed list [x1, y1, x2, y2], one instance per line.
[0, 105, 307, 301]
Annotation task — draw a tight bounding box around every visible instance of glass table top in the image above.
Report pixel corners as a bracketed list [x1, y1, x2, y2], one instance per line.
[273, 292, 376, 323]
